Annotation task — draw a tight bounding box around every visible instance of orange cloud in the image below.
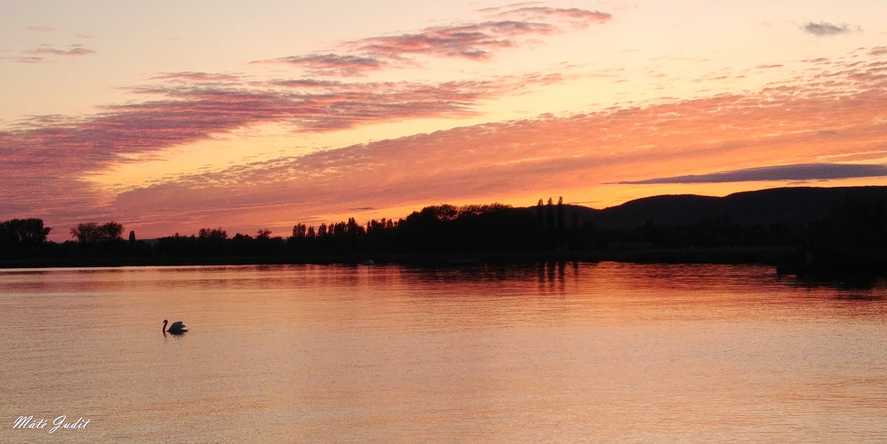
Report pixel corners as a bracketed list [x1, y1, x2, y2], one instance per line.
[3, 14, 886, 239]
[0, 72, 565, 228]
[98, 52, 887, 237]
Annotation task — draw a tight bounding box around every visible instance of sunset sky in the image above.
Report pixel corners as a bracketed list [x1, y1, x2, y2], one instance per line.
[2, 0, 887, 239]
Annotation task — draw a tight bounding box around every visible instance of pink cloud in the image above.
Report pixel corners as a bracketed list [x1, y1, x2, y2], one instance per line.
[349, 21, 557, 61]
[476, 2, 544, 13]
[267, 79, 349, 89]
[0, 72, 563, 229]
[492, 6, 612, 26]
[259, 7, 611, 76]
[251, 53, 386, 77]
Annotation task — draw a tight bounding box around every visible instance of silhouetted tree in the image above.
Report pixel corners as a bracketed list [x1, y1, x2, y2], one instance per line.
[70, 223, 97, 243]
[292, 224, 307, 239]
[5, 190, 887, 271]
[536, 199, 544, 228]
[545, 197, 554, 229]
[102, 222, 124, 240]
[71, 222, 124, 244]
[198, 228, 227, 240]
[0, 218, 51, 247]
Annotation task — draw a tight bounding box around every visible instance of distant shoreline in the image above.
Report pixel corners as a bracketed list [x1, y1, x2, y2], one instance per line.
[3, 186, 885, 280]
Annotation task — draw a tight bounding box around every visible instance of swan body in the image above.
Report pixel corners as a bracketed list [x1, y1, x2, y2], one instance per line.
[162, 319, 189, 335]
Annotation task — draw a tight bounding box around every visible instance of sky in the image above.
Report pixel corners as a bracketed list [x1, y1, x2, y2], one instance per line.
[2, 0, 886, 239]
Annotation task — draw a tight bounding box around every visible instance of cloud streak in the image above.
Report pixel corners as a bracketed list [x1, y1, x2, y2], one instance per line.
[151, 71, 242, 83]
[3, 44, 96, 63]
[251, 54, 387, 77]
[29, 45, 95, 56]
[1, 56, 45, 64]
[617, 163, 887, 184]
[258, 7, 611, 76]
[492, 6, 611, 27]
[348, 20, 557, 62]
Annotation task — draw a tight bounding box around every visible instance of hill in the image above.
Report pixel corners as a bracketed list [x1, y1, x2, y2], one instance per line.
[584, 186, 887, 229]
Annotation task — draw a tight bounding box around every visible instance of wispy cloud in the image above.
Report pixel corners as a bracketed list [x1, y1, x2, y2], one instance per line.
[1, 56, 45, 64]
[26, 25, 55, 32]
[29, 45, 95, 56]
[251, 54, 386, 77]
[802, 21, 855, 37]
[491, 6, 611, 27]
[266, 78, 349, 89]
[257, 6, 611, 76]
[352, 6, 611, 61]
[151, 71, 242, 83]
[0, 70, 567, 226]
[476, 2, 544, 13]
[349, 21, 556, 62]
[617, 163, 887, 184]
[3, 6, 885, 238]
[3, 44, 96, 63]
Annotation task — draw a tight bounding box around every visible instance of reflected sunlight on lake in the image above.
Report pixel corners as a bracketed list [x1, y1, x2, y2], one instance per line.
[2, 263, 887, 442]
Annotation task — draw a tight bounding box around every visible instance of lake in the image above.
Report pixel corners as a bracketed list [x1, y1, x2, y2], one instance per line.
[1, 263, 887, 442]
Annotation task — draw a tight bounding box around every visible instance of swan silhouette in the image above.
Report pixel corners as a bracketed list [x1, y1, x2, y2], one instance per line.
[162, 319, 189, 335]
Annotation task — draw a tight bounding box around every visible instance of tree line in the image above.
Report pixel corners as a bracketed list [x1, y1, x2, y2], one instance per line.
[1, 196, 885, 269]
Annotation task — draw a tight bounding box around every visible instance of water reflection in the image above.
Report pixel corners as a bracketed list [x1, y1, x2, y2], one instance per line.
[834, 292, 884, 301]
[535, 261, 567, 294]
[1, 263, 887, 442]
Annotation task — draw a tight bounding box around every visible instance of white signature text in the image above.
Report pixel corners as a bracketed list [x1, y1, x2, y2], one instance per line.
[12, 415, 90, 434]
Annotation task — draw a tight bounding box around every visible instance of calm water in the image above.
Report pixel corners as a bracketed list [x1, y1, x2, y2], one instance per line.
[1, 263, 887, 443]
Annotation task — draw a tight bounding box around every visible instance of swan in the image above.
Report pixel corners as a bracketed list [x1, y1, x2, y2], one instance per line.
[162, 319, 189, 335]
